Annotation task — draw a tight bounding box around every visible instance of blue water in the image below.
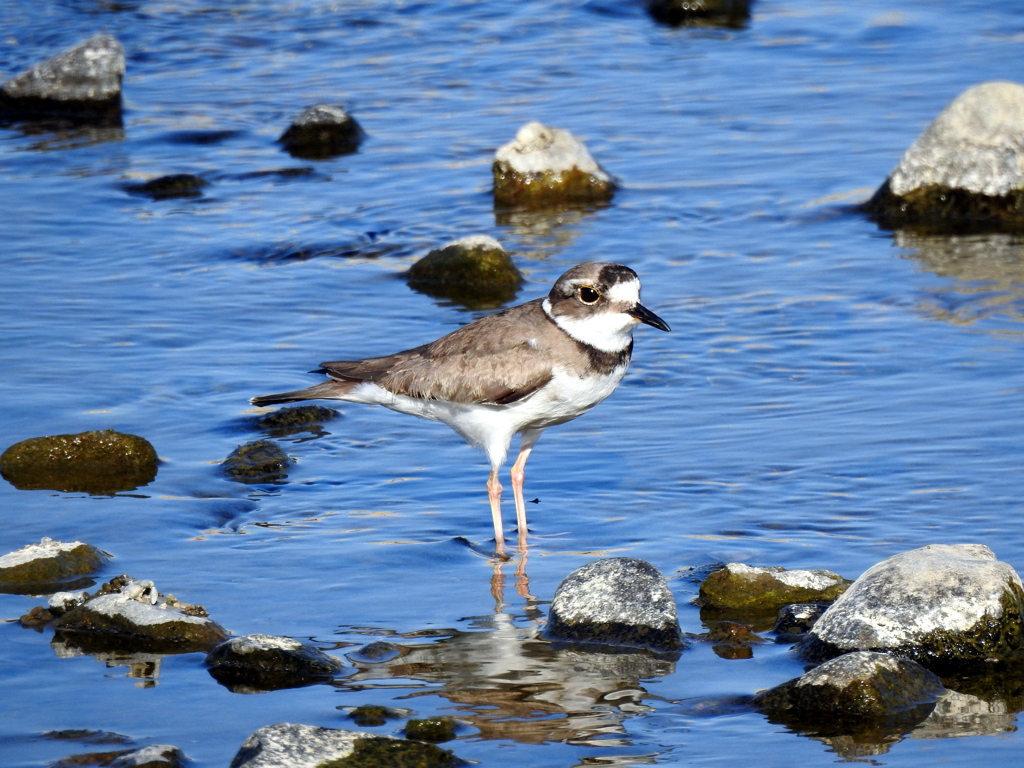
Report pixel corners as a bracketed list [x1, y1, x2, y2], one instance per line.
[4, 0, 1024, 765]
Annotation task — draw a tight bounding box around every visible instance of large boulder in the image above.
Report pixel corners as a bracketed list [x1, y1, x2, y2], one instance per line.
[863, 81, 1024, 233]
[0, 35, 125, 122]
[543, 557, 685, 653]
[798, 544, 1024, 671]
[493, 121, 615, 208]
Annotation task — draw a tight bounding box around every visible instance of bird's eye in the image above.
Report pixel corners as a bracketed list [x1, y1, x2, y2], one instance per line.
[578, 286, 601, 305]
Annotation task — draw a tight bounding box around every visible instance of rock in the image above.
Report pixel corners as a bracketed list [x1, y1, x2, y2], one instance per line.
[492, 121, 615, 208]
[109, 745, 188, 768]
[206, 634, 343, 692]
[124, 174, 208, 201]
[54, 576, 227, 653]
[19, 605, 55, 628]
[754, 651, 946, 724]
[1, 429, 159, 494]
[222, 439, 292, 484]
[647, 0, 752, 28]
[406, 235, 523, 309]
[0, 538, 108, 586]
[0, 35, 125, 122]
[403, 717, 459, 743]
[346, 640, 403, 664]
[543, 557, 685, 653]
[771, 602, 829, 640]
[698, 563, 851, 613]
[863, 81, 1024, 233]
[228, 723, 462, 768]
[348, 705, 402, 727]
[246, 404, 339, 434]
[279, 104, 364, 160]
[49, 590, 92, 614]
[798, 544, 1024, 671]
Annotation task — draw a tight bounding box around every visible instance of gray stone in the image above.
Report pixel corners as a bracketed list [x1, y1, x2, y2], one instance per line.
[0, 35, 124, 117]
[544, 557, 685, 653]
[798, 544, 1024, 670]
[279, 104, 364, 159]
[864, 81, 1024, 232]
[754, 651, 946, 718]
[207, 633, 343, 691]
[109, 745, 188, 768]
[493, 121, 615, 207]
[229, 723, 461, 768]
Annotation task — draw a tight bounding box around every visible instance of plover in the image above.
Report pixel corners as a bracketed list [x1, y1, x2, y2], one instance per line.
[251, 262, 670, 553]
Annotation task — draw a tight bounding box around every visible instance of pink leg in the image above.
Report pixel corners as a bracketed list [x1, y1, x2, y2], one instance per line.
[487, 466, 506, 555]
[510, 429, 543, 544]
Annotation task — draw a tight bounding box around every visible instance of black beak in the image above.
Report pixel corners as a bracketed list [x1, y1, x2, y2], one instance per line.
[629, 303, 671, 332]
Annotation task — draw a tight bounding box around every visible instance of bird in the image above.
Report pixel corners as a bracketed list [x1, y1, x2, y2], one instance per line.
[250, 262, 670, 554]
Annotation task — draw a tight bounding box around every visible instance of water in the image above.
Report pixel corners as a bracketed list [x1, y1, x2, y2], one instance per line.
[3, 0, 1024, 764]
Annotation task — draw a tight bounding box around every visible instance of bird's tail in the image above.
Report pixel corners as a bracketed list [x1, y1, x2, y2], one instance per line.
[250, 379, 357, 407]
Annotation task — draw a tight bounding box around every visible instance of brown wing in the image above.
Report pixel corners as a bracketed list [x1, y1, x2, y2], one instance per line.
[320, 299, 555, 405]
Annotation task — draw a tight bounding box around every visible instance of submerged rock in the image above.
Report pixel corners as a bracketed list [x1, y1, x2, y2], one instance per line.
[0, 35, 125, 123]
[755, 651, 945, 732]
[543, 557, 685, 653]
[206, 634, 344, 692]
[863, 81, 1024, 233]
[647, 0, 752, 28]
[54, 576, 227, 653]
[493, 121, 615, 208]
[110, 745, 188, 768]
[124, 174, 208, 200]
[229, 723, 462, 768]
[279, 104, 364, 160]
[1, 429, 159, 494]
[406, 235, 523, 309]
[771, 602, 829, 641]
[402, 716, 459, 743]
[348, 705, 403, 727]
[346, 640, 403, 664]
[222, 439, 292, 484]
[798, 544, 1024, 671]
[246, 404, 339, 432]
[0, 538, 108, 586]
[698, 563, 850, 612]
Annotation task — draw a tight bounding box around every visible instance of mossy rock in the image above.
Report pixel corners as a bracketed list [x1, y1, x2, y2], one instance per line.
[249, 405, 340, 431]
[406, 236, 522, 309]
[207, 634, 343, 691]
[492, 164, 615, 209]
[349, 705, 402, 727]
[0, 430, 158, 494]
[279, 104, 364, 160]
[222, 439, 292, 484]
[699, 563, 851, 612]
[0, 538, 108, 585]
[862, 181, 1024, 235]
[318, 736, 462, 768]
[402, 717, 458, 743]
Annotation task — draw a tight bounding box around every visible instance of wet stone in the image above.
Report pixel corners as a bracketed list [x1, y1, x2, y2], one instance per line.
[543, 557, 686, 653]
[110, 745, 188, 768]
[492, 121, 615, 208]
[348, 705, 402, 728]
[347, 640, 403, 664]
[698, 563, 851, 613]
[206, 634, 344, 692]
[124, 174, 208, 201]
[222, 439, 292, 484]
[0, 429, 159, 495]
[798, 544, 1024, 672]
[279, 104, 364, 160]
[863, 81, 1024, 234]
[246, 404, 339, 432]
[771, 602, 829, 641]
[54, 577, 227, 653]
[0, 538, 108, 586]
[754, 651, 946, 724]
[402, 717, 459, 743]
[0, 35, 125, 123]
[229, 723, 462, 768]
[647, 0, 752, 28]
[406, 235, 523, 309]
[19, 605, 55, 628]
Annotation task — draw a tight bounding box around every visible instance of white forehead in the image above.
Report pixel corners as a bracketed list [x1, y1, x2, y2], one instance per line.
[604, 278, 640, 305]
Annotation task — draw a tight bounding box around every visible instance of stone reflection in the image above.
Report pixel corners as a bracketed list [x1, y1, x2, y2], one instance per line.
[340, 597, 676, 744]
[912, 689, 1020, 740]
[51, 636, 163, 684]
[895, 230, 1024, 324]
[494, 204, 605, 262]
